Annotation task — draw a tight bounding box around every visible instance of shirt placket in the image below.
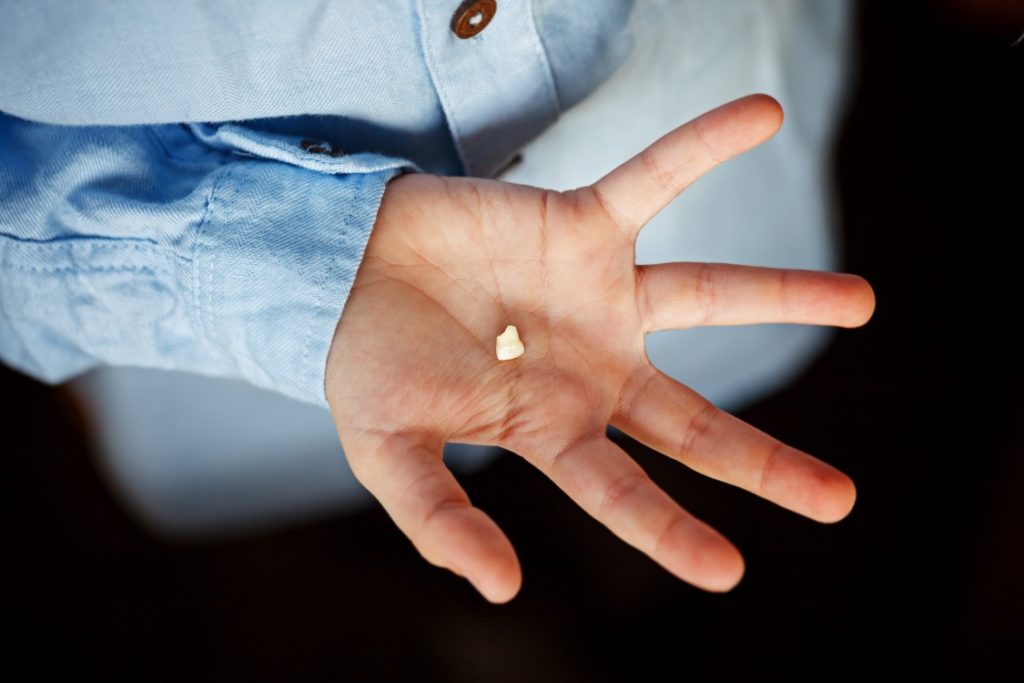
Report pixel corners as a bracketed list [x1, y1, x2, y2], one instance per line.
[415, 0, 561, 178]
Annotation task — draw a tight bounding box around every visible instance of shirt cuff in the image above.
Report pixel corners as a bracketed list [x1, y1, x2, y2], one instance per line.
[192, 154, 415, 407]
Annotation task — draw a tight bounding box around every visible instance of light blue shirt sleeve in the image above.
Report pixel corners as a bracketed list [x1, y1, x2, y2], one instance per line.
[0, 0, 636, 406]
[0, 115, 419, 405]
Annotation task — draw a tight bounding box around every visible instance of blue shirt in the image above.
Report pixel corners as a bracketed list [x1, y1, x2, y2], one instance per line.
[0, 0, 635, 405]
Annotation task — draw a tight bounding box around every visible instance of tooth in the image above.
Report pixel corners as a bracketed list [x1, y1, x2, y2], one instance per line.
[496, 325, 525, 361]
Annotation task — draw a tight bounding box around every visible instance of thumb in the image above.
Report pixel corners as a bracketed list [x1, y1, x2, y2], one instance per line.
[590, 93, 784, 236]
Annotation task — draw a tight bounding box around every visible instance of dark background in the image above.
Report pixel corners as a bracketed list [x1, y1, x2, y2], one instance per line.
[3, 3, 1022, 680]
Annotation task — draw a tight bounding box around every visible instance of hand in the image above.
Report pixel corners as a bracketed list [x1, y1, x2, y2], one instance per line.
[325, 95, 875, 603]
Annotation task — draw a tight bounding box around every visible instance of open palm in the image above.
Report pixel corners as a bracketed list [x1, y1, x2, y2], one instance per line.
[325, 95, 875, 603]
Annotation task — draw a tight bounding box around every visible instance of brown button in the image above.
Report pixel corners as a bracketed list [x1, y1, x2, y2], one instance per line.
[451, 0, 497, 39]
[300, 139, 345, 157]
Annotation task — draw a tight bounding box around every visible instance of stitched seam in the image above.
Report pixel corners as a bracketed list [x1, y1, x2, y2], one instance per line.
[525, 0, 561, 121]
[190, 163, 235, 362]
[304, 198, 329, 401]
[0, 238, 165, 272]
[3, 264, 162, 274]
[0, 253, 20, 363]
[207, 213, 216, 366]
[300, 168, 345, 401]
[0, 235, 157, 248]
[415, 0, 472, 176]
[311, 169, 397, 403]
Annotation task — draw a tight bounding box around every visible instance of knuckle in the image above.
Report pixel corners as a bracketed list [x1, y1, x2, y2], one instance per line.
[635, 266, 656, 332]
[614, 367, 658, 426]
[778, 269, 793, 323]
[597, 471, 651, 520]
[693, 262, 717, 325]
[757, 441, 787, 496]
[678, 400, 719, 459]
[652, 513, 688, 559]
[692, 116, 724, 164]
[639, 145, 679, 193]
[587, 183, 633, 233]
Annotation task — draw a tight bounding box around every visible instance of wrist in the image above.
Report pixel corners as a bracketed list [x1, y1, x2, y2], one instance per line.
[324, 171, 422, 407]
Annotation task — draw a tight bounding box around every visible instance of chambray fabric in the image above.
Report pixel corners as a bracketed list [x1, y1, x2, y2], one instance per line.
[0, 0, 635, 406]
[0, 118, 417, 404]
[0, 0, 853, 533]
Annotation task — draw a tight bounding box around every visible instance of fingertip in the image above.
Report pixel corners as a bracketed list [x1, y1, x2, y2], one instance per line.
[745, 93, 784, 133]
[839, 274, 877, 328]
[761, 446, 858, 524]
[798, 462, 856, 528]
[842, 477, 858, 519]
[472, 559, 523, 604]
[730, 94, 783, 144]
[701, 94, 785, 158]
[425, 506, 523, 604]
[670, 522, 746, 593]
[702, 545, 746, 593]
[469, 533, 522, 604]
[814, 471, 858, 524]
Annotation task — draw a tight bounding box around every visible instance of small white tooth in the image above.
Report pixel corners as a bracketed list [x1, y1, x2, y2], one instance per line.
[496, 325, 525, 361]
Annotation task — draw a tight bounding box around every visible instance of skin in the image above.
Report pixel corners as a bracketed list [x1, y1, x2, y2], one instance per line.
[325, 95, 876, 603]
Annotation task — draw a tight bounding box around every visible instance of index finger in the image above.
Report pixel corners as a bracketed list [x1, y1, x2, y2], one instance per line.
[590, 94, 783, 237]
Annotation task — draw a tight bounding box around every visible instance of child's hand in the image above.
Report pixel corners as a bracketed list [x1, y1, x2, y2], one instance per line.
[325, 95, 875, 603]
